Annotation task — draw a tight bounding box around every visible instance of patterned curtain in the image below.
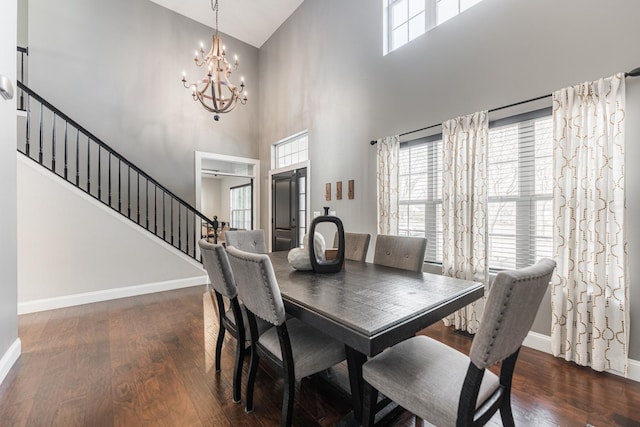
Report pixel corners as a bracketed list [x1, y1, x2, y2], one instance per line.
[376, 135, 400, 235]
[441, 111, 489, 334]
[551, 73, 628, 374]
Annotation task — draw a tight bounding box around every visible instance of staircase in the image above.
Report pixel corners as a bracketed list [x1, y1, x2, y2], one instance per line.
[15, 58, 214, 262]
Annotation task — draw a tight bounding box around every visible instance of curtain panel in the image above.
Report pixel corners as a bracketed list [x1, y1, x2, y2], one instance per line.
[441, 111, 489, 334]
[376, 135, 400, 235]
[551, 73, 629, 374]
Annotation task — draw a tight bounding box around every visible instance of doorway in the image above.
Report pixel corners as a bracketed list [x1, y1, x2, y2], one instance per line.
[194, 152, 260, 230]
[271, 167, 307, 252]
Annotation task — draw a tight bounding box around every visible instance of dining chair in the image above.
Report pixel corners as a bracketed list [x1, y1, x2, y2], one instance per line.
[333, 231, 371, 262]
[225, 246, 347, 427]
[224, 229, 267, 253]
[373, 234, 427, 272]
[198, 239, 270, 404]
[361, 258, 556, 427]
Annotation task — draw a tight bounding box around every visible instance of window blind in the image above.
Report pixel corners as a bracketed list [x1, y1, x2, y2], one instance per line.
[398, 109, 553, 269]
[487, 115, 553, 269]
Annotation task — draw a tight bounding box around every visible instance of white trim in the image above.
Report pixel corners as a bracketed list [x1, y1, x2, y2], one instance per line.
[522, 330, 551, 354]
[272, 129, 309, 147]
[0, 339, 21, 386]
[523, 331, 640, 383]
[18, 275, 206, 315]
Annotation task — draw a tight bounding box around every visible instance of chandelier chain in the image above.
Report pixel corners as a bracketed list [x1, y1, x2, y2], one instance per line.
[211, 0, 219, 37]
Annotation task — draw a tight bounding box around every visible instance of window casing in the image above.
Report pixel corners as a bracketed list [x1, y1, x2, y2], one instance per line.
[398, 109, 552, 270]
[230, 183, 252, 230]
[272, 132, 308, 169]
[384, 0, 484, 54]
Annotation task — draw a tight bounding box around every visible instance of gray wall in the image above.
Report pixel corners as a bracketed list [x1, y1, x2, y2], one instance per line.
[17, 0, 27, 47]
[0, 0, 18, 367]
[258, 0, 640, 358]
[28, 0, 260, 206]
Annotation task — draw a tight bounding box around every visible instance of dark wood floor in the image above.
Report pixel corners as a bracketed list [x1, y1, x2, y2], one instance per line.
[1, 286, 639, 426]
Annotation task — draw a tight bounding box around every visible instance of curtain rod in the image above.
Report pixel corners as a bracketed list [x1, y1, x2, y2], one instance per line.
[370, 67, 640, 145]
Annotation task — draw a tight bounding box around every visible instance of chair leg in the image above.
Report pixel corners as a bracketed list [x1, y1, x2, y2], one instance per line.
[499, 396, 515, 427]
[361, 381, 378, 427]
[498, 351, 518, 427]
[232, 338, 245, 404]
[281, 368, 295, 427]
[245, 345, 259, 413]
[215, 324, 225, 373]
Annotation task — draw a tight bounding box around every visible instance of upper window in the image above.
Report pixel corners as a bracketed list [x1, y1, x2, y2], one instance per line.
[384, 0, 484, 54]
[398, 109, 552, 271]
[272, 132, 308, 170]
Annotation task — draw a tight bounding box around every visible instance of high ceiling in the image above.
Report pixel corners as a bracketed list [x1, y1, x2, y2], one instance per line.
[149, 0, 304, 48]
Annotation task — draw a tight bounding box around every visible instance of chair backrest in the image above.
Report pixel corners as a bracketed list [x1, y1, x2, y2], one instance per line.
[226, 246, 286, 326]
[224, 229, 267, 254]
[333, 232, 371, 262]
[198, 238, 237, 298]
[470, 258, 556, 369]
[373, 235, 427, 272]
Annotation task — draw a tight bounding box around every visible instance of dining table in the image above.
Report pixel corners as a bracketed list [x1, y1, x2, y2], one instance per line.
[267, 251, 484, 425]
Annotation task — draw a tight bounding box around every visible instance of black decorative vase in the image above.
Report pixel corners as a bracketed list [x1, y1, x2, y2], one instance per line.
[308, 214, 345, 273]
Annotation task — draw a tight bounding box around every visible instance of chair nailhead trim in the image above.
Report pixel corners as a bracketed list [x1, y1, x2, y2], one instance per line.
[479, 265, 553, 365]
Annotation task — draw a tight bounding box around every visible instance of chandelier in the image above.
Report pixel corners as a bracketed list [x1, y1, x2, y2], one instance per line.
[181, 0, 247, 121]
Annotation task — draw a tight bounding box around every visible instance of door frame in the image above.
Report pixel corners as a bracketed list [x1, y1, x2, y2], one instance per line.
[268, 160, 310, 252]
[194, 151, 260, 229]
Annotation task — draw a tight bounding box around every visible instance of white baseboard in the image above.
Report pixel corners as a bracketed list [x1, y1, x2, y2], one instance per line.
[18, 275, 207, 314]
[523, 331, 640, 383]
[0, 339, 21, 386]
[522, 330, 552, 354]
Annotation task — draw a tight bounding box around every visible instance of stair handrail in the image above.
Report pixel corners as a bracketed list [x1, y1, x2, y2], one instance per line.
[16, 80, 215, 227]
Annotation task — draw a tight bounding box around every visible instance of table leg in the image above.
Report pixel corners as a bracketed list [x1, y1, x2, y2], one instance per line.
[345, 346, 367, 423]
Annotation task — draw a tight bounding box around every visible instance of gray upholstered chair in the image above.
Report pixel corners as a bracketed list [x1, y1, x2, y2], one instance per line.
[198, 239, 270, 404]
[333, 231, 371, 262]
[225, 246, 346, 427]
[373, 234, 427, 272]
[361, 258, 556, 427]
[224, 229, 267, 253]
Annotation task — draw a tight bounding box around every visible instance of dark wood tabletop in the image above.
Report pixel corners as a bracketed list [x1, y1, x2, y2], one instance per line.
[268, 251, 484, 357]
[268, 251, 484, 424]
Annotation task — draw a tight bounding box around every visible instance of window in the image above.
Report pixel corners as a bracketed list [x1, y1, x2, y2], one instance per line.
[398, 136, 443, 262]
[272, 132, 308, 169]
[487, 111, 553, 270]
[384, 0, 484, 54]
[398, 109, 553, 270]
[298, 173, 307, 245]
[230, 183, 252, 230]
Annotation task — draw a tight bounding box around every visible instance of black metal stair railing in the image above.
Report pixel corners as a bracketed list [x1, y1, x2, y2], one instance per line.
[17, 46, 28, 111]
[16, 80, 215, 261]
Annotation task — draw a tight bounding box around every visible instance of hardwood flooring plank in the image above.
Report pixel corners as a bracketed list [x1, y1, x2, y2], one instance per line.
[1, 285, 639, 427]
[24, 306, 83, 426]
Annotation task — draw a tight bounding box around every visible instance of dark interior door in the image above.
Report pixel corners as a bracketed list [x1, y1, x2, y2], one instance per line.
[272, 169, 304, 251]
